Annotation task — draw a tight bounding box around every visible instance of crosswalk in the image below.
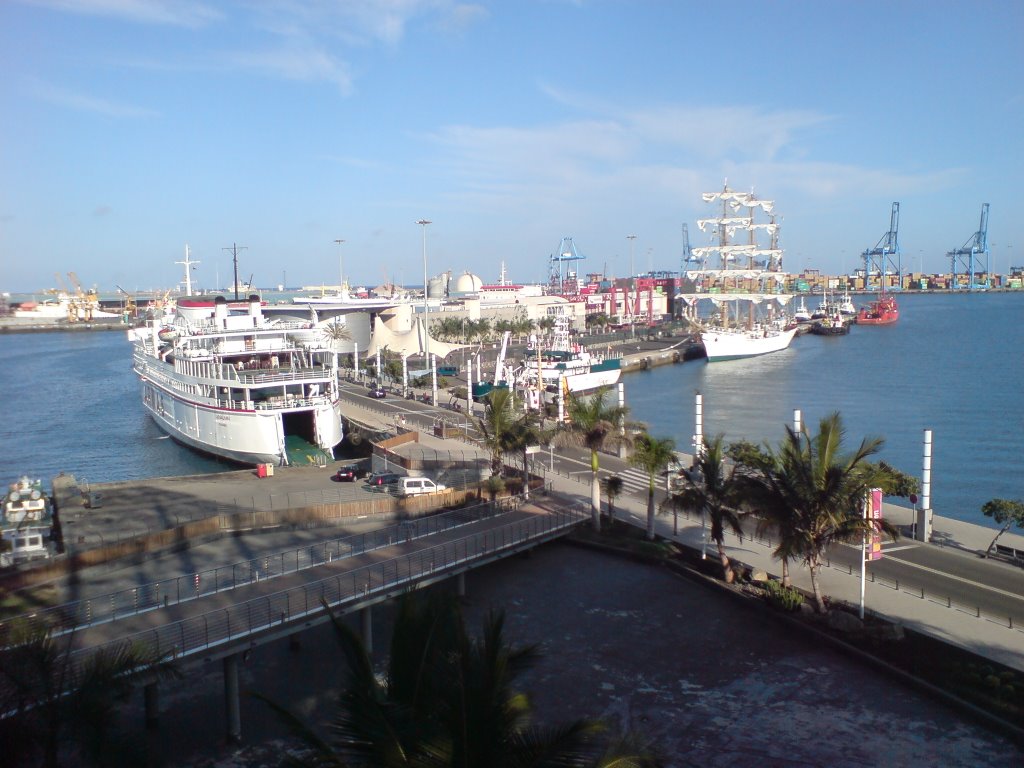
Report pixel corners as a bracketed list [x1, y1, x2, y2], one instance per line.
[605, 467, 658, 496]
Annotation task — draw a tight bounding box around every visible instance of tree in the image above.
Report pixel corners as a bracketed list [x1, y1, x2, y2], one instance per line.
[258, 593, 660, 767]
[629, 434, 677, 540]
[474, 388, 518, 477]
[981, 498, 1024, 557]
[0, 622, 178, 768]
[729, 412, 903, 612]
[503, 413, 547, 500]
[664, 435, 744, 582]
[601, 475, 625, 525]
[551, 388, 630, 531]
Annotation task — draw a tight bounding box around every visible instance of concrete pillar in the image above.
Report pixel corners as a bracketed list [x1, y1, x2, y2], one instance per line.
[144, 682, 159, 729]
[224, 653, 241, 743]
[353, 342, 360, 381]
[617, 382, 627, 459]
[456, 571, 466, 597]
[917, 429, 933, 541]
[402, 354, 409, 395]
[693, 392, 704, 460]
[361, 606, 373, 654]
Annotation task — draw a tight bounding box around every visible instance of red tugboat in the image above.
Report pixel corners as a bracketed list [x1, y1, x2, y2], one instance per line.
[857, 294, 899, 325]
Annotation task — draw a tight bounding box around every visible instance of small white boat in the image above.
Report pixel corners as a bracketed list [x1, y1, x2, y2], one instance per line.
[1, 476, 54, 565]
[794, 296, 812, 323]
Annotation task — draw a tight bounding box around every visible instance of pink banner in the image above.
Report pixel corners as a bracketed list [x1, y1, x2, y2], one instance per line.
[868, 488, 883, 561]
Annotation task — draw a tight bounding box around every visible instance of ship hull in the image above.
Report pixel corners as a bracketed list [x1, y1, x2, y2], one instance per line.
[138, 373, 343, 466]
[701, 326, 797, 362]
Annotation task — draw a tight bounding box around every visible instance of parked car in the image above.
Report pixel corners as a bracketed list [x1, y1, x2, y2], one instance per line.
[365, 472, 401, 490]
[393, 477, 447, 497]
[333, 465, 368, 482]
[367, 386, 387, 399]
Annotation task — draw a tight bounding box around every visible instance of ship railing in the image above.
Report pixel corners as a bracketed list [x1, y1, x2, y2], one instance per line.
[0, 497, 569, 645]
[236, 367, 331, 385]
[252, 396, 331, 411]
[65, 506, 586, 666]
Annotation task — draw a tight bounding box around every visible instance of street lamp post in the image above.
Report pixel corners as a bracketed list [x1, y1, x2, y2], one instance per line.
[334, 239, 345, 296]
[417, 220, 431, 360]
[626, 234, 637, 279]
[415, 219, 432, 405]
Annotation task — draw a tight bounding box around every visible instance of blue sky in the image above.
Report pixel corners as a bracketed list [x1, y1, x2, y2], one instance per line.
[2, 0, 1022, 293]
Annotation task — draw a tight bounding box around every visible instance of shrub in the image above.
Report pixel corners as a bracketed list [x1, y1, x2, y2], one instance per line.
[763, 579, 805, 612]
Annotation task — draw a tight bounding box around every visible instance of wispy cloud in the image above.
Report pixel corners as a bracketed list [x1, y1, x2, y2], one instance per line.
[31, 80, 157, 118]
[424, 92, 965, 217]
[225, 46, 353, 93]
[21, 0, 221, 27]
[249, 1, 487, 45]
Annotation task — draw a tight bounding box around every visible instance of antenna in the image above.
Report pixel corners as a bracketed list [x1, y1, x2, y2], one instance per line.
[222, 243, 248, 300]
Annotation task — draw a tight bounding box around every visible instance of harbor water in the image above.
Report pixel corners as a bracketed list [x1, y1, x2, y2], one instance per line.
[0, 292, 1020, 529]
[627, 291, 1023, 528]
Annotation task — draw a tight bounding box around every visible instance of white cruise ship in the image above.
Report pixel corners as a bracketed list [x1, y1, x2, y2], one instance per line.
[129, 295, 343, 466]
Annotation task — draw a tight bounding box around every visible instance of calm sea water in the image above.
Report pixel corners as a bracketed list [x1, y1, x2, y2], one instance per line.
[0, 292, 1021, 528]
[625, 292, 1024, 528]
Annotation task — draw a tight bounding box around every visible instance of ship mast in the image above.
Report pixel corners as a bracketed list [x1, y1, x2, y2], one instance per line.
[222, 242, 248, 300]
[175, 244, 200, 296]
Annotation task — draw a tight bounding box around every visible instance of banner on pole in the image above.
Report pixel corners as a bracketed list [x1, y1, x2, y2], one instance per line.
[867, 487, 884, 561]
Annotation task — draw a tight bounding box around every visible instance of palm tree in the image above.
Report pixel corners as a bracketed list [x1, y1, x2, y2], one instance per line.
[551, 388, 630, 531]
[601, 475, 625, 525]
[474, 388, 518, 477]
[503, 413, 546, 500]
[258, 593, 659, 767]
[0, 622, 178, 768]
[730, 412, 902, 612]
[629, 434, 677, 540]
[664, 435, 744, 582]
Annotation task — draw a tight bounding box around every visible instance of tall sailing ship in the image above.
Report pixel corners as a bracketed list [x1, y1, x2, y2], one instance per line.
[129, 293, 344, 467]
[681, 183, 796, 362]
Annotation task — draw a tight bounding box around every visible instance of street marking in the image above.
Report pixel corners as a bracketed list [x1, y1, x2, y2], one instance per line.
[880, 554, 1024, 603]
[880, 545, 919, 553]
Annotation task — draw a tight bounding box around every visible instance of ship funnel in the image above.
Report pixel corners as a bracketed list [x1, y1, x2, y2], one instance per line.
[214, 295, 228, 327]
[248, 294, 263, 324]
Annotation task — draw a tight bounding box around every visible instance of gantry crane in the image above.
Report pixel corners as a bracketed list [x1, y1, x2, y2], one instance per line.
[549, 237, 585, 294]
[861, 202, 903, 291]
[947, 203, 990, 291]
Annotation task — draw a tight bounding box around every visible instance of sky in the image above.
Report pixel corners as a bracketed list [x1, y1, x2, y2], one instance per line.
[1, 0, 1022, 294]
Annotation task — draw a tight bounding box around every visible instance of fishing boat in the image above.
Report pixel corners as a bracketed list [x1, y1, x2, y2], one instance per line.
[857, 294, 899, 325]
[513, 315, 621, 413]
[809, 309, 851, 336]
[680, 183, 796, 361]
[1, 476, 54, 565]
[793, 296, 812, 323]
[129, 260, 344, 466]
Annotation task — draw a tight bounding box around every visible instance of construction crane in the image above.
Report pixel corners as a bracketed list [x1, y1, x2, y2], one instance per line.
[861, 202, 902, 291]
[947, 203, 990, 291]
[680, 223, 699, 272]
[548, 237, 585, 294]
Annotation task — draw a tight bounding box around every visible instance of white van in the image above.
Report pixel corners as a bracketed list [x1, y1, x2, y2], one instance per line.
[395, 477, 447, 497]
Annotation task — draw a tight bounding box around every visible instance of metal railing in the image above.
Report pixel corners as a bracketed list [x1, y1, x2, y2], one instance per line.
[1, 501, 526, 644]
[72, 505, 585, 663]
